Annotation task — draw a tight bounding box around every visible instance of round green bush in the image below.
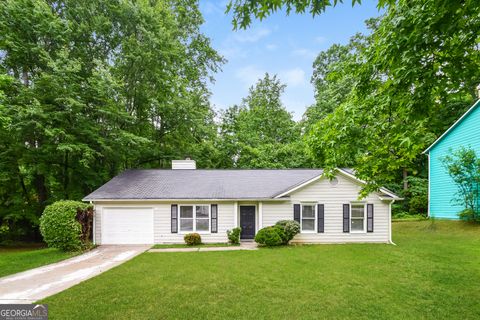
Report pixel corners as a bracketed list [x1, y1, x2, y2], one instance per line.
[39, 200, 91, 251]
[254, 226, 284, 246]
[275, 220, 300, 244]
[227, 227, 241, 244]
[184, 233, 202, 245]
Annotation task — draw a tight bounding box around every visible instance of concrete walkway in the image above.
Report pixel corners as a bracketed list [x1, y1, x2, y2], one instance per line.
[149, 242, 258, 253]
[0, 245, 149, 304]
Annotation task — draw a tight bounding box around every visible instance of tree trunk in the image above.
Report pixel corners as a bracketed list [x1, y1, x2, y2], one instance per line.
[34, 174, 48, 213]
[22, 68, 29, 87]
[17, 167, 31, 206]
[403, 168, 408, 191]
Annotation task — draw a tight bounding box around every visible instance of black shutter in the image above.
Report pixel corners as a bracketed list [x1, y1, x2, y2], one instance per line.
[211, 204, 218, 233]
[343, 204, 350, 233]
[293, 204, 300, 223]
[171, 204, 178, 233]
[317, 204, 324, 233]
[367, 203, 374, 232]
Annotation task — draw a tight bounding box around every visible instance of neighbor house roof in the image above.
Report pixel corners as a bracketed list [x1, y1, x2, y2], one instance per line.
[84, 168, 401, 201]
[423, 99, 480, 153]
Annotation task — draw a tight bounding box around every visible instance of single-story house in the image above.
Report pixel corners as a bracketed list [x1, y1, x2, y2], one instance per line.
[83, 160, 401, 245]
[423, 99, 480, 219]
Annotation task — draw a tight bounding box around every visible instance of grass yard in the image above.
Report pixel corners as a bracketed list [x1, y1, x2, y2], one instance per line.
[41, 220, 480, 319]
[0, 246, 77, 278]
[152, 243, 240, 249]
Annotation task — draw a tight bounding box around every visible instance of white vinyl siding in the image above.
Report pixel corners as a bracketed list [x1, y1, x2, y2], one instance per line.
[262, 174, 390, 243]
[93, 202, 234, 244]
[261, 202, 292, 227]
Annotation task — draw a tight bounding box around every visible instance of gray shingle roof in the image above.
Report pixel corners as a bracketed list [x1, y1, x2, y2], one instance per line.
[84, 169, 324, 200]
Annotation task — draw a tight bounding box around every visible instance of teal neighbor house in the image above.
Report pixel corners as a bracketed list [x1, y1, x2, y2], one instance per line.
[424, 99, 480, 219]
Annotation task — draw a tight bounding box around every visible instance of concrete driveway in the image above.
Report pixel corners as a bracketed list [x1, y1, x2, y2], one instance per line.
[0, 245, 149, 304]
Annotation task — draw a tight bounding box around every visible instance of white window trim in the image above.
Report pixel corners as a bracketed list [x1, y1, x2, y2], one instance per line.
[300, 203, 317, 233]
[179, 204, 211, 234]
[350, 203, 367, 234]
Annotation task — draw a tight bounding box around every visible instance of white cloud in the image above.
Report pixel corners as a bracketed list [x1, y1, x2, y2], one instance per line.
[235, 66, 306, 89]
[200, 1, 227, 15]
[291, 48, 317, 59]
[219, 27, 273, 59]
[233, 27, 272, 43]
[235, 65, 265, 88]
[219, 46, 247, 59]
[279, 68, 306, 87]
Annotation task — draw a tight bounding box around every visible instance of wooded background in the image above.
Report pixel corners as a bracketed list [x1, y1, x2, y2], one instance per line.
[0, 0, 478, 241]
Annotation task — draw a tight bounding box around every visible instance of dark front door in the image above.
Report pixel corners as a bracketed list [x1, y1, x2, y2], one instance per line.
[240, 206, 256, 239]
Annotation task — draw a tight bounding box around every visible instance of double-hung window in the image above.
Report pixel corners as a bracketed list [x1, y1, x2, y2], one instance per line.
[350, 203, 365, 232]
[301, 204, 316, 232]
[179, 205, 210, 232]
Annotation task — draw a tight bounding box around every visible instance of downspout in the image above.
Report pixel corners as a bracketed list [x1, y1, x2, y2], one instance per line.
[91, 201, 95, 245]
[389, 200, 396, 245]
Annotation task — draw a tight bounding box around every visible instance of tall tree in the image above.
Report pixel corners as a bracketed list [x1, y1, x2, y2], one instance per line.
[219, 74, 311, 168]
[0, 0, 222, 239]
[305, 0, 480, 196]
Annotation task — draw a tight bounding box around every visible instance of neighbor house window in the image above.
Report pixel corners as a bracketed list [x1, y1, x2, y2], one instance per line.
[350, 204, 365, 232]
[180, 205, 210, 232]
[301, 204, 316, 232]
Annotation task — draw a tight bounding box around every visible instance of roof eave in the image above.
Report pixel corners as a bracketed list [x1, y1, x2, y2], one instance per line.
[273, 168, 402, 200]
[273, 173, 324, 198]
[422, 99, 480, 154]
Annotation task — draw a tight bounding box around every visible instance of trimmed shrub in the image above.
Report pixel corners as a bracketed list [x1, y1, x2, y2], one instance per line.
[39, 200, 91, 251]
[275, 220, 300, 244]
[254, 226, 284, 246]
[227, 227, 241, 244]
[184, 233, 202, 245]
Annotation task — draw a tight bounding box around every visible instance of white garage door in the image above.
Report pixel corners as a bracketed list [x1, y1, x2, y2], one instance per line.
[102, 208, 154, 244]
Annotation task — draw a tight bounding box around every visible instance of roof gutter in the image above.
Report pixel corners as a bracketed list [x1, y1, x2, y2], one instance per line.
[83, 197, 290, 202]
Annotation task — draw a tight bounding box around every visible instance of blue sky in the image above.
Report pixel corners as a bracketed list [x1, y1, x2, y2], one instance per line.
[199, 1, 382, 120]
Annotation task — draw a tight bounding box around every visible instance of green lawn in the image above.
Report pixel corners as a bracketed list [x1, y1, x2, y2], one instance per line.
[41, 220, 480, 319]
[152, 243, 240, 249]
[0, 246, 77, 278]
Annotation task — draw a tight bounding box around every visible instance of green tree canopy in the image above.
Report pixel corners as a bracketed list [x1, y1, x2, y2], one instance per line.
[0, 0, 222, 239]
[218, 73, 311, 168]
[304, 0, 480, 195]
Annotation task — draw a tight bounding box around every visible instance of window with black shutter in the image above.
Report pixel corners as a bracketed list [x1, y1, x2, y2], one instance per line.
[293, 204, 300, 223]
[317, 204, 324, 233]
[367, 203, 374, 232]
[171, 204, 178, 233]
[343, 204, 350, 233]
